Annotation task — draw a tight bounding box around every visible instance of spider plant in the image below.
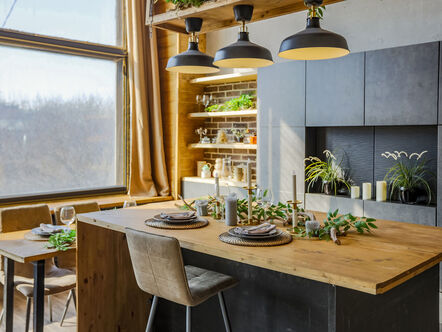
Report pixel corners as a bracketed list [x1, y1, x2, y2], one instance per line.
[304, 150, 350, 195]
[383, 150, 433, 205]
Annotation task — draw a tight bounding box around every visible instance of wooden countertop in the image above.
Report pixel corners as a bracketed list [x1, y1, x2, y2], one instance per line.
[77, 200, 442, 295]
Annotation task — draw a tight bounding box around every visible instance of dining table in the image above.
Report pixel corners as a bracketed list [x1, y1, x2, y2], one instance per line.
[75, 200, 442, 332]
[0, 230, 75, 332]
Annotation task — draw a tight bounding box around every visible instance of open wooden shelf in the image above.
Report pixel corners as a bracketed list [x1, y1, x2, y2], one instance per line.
[147, 0, 344, 34]
[190, 71, 257, 85]
[189, 143, 257, 149]
[182, 176, 252, 188]
[188, 109, 257, 118]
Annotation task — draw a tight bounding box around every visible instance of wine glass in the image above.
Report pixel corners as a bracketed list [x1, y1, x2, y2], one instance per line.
[60, 206, 76, 231]
[123, 200, 137, 208]
[256, 188, 273, 223]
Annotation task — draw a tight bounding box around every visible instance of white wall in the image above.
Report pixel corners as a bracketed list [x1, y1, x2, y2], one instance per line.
[206, 0, 442, 72]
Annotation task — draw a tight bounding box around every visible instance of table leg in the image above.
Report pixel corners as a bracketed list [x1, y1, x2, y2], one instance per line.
[32, 260, 45, 332]
[3, 257, 14, 332]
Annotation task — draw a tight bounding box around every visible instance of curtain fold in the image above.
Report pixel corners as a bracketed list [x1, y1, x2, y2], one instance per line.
[125, 0, 170, 196]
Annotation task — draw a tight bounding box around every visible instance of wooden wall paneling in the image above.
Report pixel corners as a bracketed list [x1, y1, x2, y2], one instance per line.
[176, 33, 206, 196]
[77, 221, 150, 331]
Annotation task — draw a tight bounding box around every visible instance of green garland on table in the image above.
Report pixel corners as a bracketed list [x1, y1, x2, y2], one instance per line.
[292, 209, 377, 241]
[46, 230, 76, 251]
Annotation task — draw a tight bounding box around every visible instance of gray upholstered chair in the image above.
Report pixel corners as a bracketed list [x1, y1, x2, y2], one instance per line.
[54, 201, 100, 326]
[126, 228, 238, 332]
[0, 204, 76, 331]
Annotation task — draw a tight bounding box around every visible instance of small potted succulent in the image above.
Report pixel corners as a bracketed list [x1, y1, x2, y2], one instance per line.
[382, 150, 433, 205]
[304, 150, 350, 196]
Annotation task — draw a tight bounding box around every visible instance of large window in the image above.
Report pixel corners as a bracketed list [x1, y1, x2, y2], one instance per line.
[0, 1, 127, 201]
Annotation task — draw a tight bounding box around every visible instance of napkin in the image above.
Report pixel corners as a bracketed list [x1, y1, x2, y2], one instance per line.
[40, 223, 60, 233]
[234, 223, 276, 235]
[160, 212, 196, 220]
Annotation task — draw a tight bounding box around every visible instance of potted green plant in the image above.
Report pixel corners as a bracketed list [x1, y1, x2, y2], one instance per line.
[164, 0, 209, 10]
[304, 150, 350, 195]
[382, 150, 433, 205]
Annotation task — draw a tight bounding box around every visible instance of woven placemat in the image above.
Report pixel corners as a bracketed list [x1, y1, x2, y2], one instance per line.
[218, 231, 292, 247]
[145, 218, 208, 230]
[24, 231, 49, 242]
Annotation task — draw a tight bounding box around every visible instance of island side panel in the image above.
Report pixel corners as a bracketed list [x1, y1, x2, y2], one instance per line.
[77, 221, 150, 332]
[152, 248, 331, 332]
[333, 265, 439, 332]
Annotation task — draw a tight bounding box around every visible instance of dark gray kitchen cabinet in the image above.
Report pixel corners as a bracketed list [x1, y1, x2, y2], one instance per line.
[306, 52, 364, 126]
[439, 42, 442, 125]
[257, 61, 306, 127]
[365, 42, 439, 126]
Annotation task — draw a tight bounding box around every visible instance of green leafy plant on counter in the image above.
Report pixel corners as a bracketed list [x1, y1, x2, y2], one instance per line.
[164, 0, 208, 9]
[177, 194, 303, 224]
[292, 209, 377, 240]
[46, 230, 76, 251]
[304, 150, 350, 195]
[382, 150, 433, 205]
[205, 94, 255, 112]
[308, 5, 326, 19]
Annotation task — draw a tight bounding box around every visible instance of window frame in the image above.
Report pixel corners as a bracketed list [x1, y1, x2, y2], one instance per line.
[0, 3, 129, 205]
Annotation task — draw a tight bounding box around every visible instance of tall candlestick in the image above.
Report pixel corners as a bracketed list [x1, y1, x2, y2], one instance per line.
[362, 183, 372, 200]
[376, 181, 387, 202]
[247, 161, 252, 223]
[215, 175, 220, 197]
[292, 171, 297, 203]
[292, 206, 298, 228]
[350, 186, 360, 199]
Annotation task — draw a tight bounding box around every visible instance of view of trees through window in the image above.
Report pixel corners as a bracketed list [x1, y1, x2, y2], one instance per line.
[0, 1, 126, 200]
[0, 45, 125, 198]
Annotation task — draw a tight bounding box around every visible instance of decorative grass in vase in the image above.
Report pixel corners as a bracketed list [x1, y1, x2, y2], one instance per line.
[304, 150, 350, 196]
[382, 150, 433, 205]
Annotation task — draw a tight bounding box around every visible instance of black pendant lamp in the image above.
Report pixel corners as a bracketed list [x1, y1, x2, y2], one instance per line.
[279, 0, 349, 61]
[213, 5, 273, 68]
[166, 18, 219, 74]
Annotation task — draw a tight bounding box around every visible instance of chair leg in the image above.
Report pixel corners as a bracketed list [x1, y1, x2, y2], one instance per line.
[60, 290, 73, 327]
[218, 292, 232, 332]
[145, 296, 158, 332]
[25, 297, 31, 332]
[48, 295, 53, 322]
[72, 289, 77, 311]
[186, 306, 191, 332]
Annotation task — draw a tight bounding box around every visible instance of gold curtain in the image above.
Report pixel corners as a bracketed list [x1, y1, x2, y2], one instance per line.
[125, 0, 170, 196]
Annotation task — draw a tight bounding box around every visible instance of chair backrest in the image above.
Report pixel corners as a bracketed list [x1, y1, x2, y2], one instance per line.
[54, 202, 100, 225]
[125, 228, 194, 306]
[0, 204, 54, 278]
[0, 204, 52, 233]
[54, 202, 100, 270]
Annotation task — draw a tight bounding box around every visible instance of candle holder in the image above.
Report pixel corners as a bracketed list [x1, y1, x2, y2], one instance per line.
[287, 200, 303, 231]
[242, 185, 257, 225]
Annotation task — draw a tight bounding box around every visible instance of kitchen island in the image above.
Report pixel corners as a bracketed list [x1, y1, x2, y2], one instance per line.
[76, 200, 442, 332]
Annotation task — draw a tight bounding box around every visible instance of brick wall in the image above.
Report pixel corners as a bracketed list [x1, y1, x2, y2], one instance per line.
[199, 80, 257, 181]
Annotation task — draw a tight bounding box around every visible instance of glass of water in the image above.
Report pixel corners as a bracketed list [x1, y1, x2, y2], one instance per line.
[256, 188, 273, 223]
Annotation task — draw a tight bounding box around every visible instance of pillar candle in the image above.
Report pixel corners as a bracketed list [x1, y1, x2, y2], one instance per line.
[350, 186, 360, 199]
[362, 183, 372, 200]
[225, 194, 238, 226]
[215, 175, 220, 197]
[376, 181, 387, 202]
[292, 171, 297, 203]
